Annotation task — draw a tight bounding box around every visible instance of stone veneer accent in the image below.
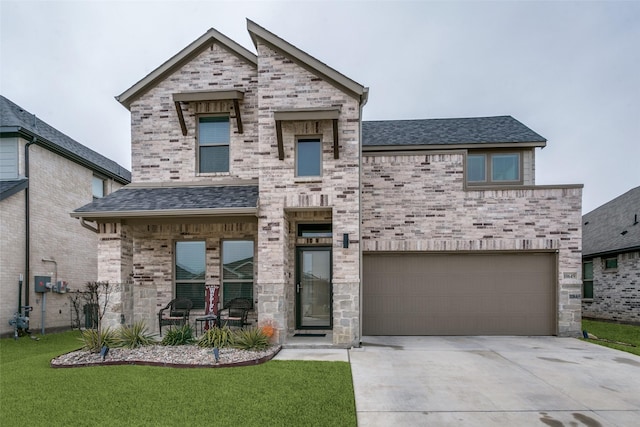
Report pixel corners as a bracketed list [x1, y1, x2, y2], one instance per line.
[362, 152, 583, 336]
[583, 252, 640, 324]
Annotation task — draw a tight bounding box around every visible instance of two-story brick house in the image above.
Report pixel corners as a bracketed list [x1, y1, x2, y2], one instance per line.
[73, 20, 583, 346]
[1, 95, 130, 336]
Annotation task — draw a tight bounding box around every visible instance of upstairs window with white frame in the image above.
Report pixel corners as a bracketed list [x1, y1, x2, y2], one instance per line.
[296, 137, 322, 177]
[467, 152, 521, 185]
[198, 116, 230, 173]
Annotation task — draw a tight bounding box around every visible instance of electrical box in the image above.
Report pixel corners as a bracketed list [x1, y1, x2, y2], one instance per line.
[34, 275, 51, 293]
[54, 280, 68, 294]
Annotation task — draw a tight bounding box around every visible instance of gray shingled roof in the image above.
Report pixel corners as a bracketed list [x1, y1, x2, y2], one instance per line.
[73, 185, 258, 216]
[0, 178, 28, 201]
[0, 95, 130, 183]
[583, 186, 640, 257]
[362, 116, 546, 147]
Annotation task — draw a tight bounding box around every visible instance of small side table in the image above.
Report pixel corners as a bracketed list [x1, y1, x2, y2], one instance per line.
[195, 315, 217, 336]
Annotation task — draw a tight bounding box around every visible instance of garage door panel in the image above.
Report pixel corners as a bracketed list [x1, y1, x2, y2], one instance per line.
[363, 252, 556, 336]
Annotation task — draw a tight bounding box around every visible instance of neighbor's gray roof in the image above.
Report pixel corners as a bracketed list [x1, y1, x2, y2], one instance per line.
[0, 178, 28, 201]
[362, 116, 546, 147]
[0, 95, 130, 184]
[73, 185, 258, 218]
[583, 186, 640, 258]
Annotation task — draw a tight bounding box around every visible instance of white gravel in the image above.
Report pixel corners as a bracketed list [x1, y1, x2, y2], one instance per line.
[51, 344, 281, 368]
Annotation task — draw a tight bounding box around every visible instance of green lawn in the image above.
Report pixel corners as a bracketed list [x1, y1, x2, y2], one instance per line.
[0, 331, 356, 426]
[582, 319, 640, 356]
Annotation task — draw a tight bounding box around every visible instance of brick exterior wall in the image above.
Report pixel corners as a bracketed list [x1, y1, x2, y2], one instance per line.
[583, 252, 640, 324]
[255, 43, 361, 346]
[0, 138, 125, 336]
[361, 152, 583, 336]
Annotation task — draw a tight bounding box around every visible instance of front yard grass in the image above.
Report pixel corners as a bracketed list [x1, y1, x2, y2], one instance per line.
[0, 331, 356, 426]
[582, 319, 640, 357]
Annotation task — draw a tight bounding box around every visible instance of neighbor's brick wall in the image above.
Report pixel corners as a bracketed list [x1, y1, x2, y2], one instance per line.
[0, 139, 125, 336]
[255, 42, 362, 346]
[0, 187, 26, 335]
[583, 252, 640, 324]
[362, 152, 583, 336]
[128, 43, 259, 183]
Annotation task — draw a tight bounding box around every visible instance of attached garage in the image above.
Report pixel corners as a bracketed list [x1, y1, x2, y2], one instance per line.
[362, 252, 557, 336]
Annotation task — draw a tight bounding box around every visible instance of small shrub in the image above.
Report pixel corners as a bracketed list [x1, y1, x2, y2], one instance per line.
[197, 326, 233, 348]
[79, 327, 117, 353]
[161, 324, 195, 346]
[231, 327, 270, 351]
[115, 321, 156, 349]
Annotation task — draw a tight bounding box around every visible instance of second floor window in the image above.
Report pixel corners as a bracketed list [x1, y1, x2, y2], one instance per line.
[199, 116, 229, 173]
[0, 138, 18, 180]
[92, 176, 105, 198]
[467, 152, 521, 185]
[296, 138, 322, 177]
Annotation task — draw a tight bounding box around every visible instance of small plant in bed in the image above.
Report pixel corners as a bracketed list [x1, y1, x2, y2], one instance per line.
[79, 327, 117, 353]
[232, 327, 270, 351]
[115, 321, 157, 349]
[197, 326, 233, 348]
[161, 324, 195, 346]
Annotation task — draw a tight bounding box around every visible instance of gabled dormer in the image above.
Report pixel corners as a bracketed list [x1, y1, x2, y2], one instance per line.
[116, 28, 259, 183]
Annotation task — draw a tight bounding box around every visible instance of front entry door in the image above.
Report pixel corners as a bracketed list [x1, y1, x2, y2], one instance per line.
[296, 247, 332, 329]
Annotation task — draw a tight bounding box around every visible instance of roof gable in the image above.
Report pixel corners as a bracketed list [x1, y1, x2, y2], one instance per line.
[246, 19, 368, 104]
[583, 186, 640, 257]
[0, 95, 130, 183]
[362, 116, 547, 149]
[116, 28, 258, 110]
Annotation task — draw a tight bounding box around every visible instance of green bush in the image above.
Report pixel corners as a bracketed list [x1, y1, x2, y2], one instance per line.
[197, 326, 233, 348]
[161, 324, 195, 346]
[115, 321, 157, 349]
[79, 327, 117, 353]
[231, 327, 270, 351]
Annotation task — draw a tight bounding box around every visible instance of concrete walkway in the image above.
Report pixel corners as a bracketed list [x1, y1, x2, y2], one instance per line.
[350, 336, 640, 426]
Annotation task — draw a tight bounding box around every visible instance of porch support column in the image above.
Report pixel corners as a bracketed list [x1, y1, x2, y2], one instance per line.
[256, 211, 288, 344]
[97, 221, 133, 330]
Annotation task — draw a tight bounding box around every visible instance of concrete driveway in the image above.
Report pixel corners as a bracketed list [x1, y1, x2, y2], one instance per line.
[349, 336, 640, 426]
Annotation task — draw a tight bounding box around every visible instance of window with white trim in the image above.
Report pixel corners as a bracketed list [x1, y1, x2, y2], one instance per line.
[0, 138, 18, 180]
[92, 176, 105, 198]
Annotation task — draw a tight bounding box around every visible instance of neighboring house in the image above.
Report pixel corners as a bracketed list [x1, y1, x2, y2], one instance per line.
[0, 95, 130, 336]
[72, 20, 582, 346]
[582, 186, 640, 324]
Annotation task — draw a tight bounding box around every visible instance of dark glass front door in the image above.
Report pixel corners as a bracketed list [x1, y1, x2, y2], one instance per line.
[296, 247, 332, 329]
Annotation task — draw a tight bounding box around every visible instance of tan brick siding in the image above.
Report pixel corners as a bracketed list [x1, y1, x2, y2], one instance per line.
[362, 152, 583, 336]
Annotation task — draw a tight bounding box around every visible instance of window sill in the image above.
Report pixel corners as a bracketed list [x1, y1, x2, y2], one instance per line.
[294, 177, 323, 184]
[582, 298, 594, 303]
[197, 172, 231, 177]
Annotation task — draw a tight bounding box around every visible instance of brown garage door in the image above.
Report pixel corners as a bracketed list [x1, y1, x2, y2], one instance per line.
[363, 252, 556, 336]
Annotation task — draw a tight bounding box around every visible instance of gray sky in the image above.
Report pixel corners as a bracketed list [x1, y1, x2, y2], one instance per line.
[1, 0, 638, 214]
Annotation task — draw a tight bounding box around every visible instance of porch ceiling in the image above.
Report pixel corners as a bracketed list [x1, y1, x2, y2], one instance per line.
[71, 185, 258, 220]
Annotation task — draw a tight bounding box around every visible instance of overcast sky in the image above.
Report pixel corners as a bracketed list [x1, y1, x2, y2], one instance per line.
[1, 0, 638, 213]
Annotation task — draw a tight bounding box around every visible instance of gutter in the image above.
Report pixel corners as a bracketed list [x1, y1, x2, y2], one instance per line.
[583, 245, 640, 260]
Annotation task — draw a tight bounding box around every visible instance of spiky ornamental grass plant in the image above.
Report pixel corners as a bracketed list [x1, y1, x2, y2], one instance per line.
[115, 321, 157, 349]
[231, 327, 270, 351]
[161, 324, 195, 346]
[79, 327, 117, 353]
[197, 326, 233, 348]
